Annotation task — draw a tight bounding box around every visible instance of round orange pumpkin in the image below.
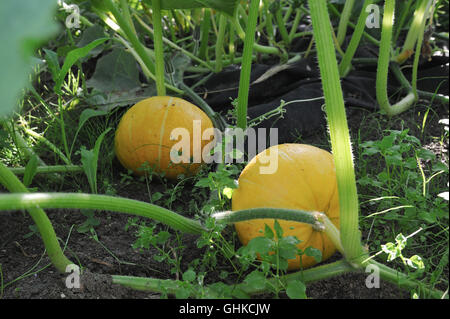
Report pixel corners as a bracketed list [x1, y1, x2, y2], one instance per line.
[231, 143, 340, 270]
[114, 96, 214, 179]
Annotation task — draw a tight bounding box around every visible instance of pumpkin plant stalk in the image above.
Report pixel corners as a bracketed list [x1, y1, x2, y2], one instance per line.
[236, 0, 261, 130]
[0, 192, 206, 235]
[103, 0, 156, 75]
[151, 0, 166, 96]
[336, 0, 355, 46]
[0, 164, 73, 273]
[213, 208, 323, 228]
[366, 260, 447, 299]
[288, 7, 303, 43]
[317, 213, 345, 255]
[0, 193, 333, 236]
[328, 4, 380, 46]
[120, 0, 136, 36]
[308, 0, 365, 264]
[339, 0, 373, 77]
[411, 0, 432, 100]
[274, 3, 290, 46]
[230, 12, 280, 56]
[132, 13, 214, 72]
[199, 9, 212, 61]
[263, 0, 276, 45]
[376, 0, 416, 117]
[393, 0, 414, 44]
[394, 0, 433, 64]
[111, 260, 356, 297]
[215, 14, 228, 73]
[112, 35, 184, 94]
[9, 165, 83, 175]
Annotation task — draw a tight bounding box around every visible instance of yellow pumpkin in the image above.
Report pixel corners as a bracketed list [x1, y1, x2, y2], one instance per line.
[231, 143, 340, 270]
[114, 96, 214, 179]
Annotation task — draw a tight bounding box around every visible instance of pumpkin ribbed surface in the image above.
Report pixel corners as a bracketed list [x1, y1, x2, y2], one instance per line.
[231, 143, 340, 270]
[114, 96, 214, 179]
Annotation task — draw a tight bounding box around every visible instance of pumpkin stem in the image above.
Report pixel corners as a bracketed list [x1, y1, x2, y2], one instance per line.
[213, 208, 323, 228]
[151, 0, 167, 96]
[315, 212, 345, 258]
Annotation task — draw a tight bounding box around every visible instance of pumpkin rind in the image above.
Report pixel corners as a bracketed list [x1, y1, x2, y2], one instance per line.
[231, 143, 340, 270]
[114, 96, 214, 179]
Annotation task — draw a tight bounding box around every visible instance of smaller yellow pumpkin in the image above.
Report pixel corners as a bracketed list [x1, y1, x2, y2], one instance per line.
[232, 143, 340, 270]
[114, 96, 214, 179]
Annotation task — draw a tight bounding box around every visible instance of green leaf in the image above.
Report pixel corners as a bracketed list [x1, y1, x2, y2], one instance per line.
[23, 155, 38, 187]
[0, 0, 59, 117]
[153, 254, 167, 262]
[80, 128, 112, 194]
[304, 246, 322, 263]
[222, 187, 234, 199]
[405, 157, 418, 169]
[385, 153, 403, 166]
[231, 287, 250, 299]
[264, 224, 274, 239]
[208, 282, 234, 298]
[87, 48, 142, 93]
[77, 209, 101, 233]
[247, 236, 273, 255]
[278, 239, 298, 260]
[286, 280, 307, 299]
[381, 242, 401, 262]
[182, 269, 196, 282]
[151, 192, 163, 202]
[175, 286, 191, 299]
[432, 162, 448, 173]
[194, 177, 212, 188]
[379, 133, 396, 152]
[418, 211, 437, 223]
[43, 49, 60, 82]
[70, 108, 108, 157]
[407, 255, 425, 270]
[273, 220, 284, 239]
[395, 233, 407, 250]
[243, 270, 267, 290]
[416, 148, 435, 161]
[55, 37, 109, 94]
[155, 231, 171, 245]
[76, 25, 107, 58]
[362, 147, 380, 156]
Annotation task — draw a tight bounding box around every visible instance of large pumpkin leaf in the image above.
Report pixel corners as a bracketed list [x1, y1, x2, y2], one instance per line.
[87, 48, 142, 93]
[144, 0, 239, 16]
[86, 47, 156, 111]
[85, 86, 156, 112]
[0, 0, 59, 117]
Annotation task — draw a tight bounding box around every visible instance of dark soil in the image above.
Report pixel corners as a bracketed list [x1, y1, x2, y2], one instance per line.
[0, 203, 409, 299]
